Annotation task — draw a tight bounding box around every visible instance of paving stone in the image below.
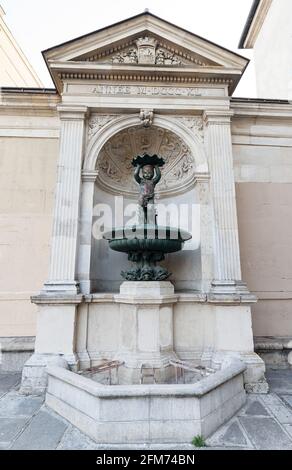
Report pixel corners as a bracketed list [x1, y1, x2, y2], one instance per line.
[206, 418, 253, 449]
[261, 394, 292, 424]
[221, 421, 248, 446]
[284, 425, 292, 438]
[239, 417, 292, 450]
[0, 417, 28, 442]
[11, 409, 68, 450]
[245, 400, 269, 416]
[0, 392, 43, 417]
[202, 447, 251, 451]
[0, 443, 9, 450]
[280, 395, 292, 410]
[266, 370, 292, 394]
[94, 443, 197, 450]
[1, 372, 292, 450]
[0, 374, 21, 396]
[57, 426, 98, 450]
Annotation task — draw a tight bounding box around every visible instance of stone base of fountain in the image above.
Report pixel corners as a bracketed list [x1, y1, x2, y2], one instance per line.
[43, 279, 248, 445]
[45, 357, 247, 446]
[112, 281, 179, 384]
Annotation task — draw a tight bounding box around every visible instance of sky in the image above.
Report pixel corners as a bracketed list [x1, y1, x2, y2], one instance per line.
[1, 0, 256, 96]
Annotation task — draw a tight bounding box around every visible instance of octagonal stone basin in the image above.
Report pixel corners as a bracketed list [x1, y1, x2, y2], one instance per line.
[46, 360, 246, 446]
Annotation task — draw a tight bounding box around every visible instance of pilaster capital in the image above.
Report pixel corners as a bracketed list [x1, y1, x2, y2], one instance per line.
[203, 109, 234, 126]
[57, 105, 89, 121]
[81, 170, 99, 183]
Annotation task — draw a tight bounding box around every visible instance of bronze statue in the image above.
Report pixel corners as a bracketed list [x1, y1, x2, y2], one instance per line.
[132, 154, 164, 224]
[134, 164, 161, 208]
[104, 153, 192, 281]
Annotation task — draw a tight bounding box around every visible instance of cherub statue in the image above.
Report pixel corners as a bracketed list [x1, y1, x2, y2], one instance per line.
[134, 163, 161, 208]
[132, 154, 165, 224]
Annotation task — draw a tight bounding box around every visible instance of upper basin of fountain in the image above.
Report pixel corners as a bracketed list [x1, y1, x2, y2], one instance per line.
[103, 225, 192, 242]
[102, 155, 192, 281]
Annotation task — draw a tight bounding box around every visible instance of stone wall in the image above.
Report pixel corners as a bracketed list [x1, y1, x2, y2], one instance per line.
[232, 106, 292, 337]
[0, 95, 292, 343]
[0, 92, 59, 337]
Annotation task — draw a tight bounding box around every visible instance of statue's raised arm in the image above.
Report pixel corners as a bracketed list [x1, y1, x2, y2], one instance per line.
[153, 165, 161, 186]
[134, 164, 142, 184]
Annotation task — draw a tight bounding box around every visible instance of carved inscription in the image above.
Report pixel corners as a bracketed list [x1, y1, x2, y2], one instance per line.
[91, 85, 209, 97]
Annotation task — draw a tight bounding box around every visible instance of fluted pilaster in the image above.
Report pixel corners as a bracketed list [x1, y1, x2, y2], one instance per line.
[43, 106, 88, 294]
[204, 110, 245, 296]
[78, 170, 99, 294]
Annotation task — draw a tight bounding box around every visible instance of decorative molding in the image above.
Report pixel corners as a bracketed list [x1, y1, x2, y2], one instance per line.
[155, 47, 182, 66]
[203, 110, 234, 126]
[81, 170, 99, 183]
[205, 112, 242, 282]
[79, 35, 208, 67]
[136, 36, 157, 64]
[96, 125, 197, 198]
[59, 73, 233, 87]
[175, 116, 204, 142]
[44, 109, 87, 294]
[57, 105, 88, 121]
[196, 179, 210, 205]
[242, 0, 273, 49]
[112, 47, 138, 64]
[88, 114, 119, 140]
[84, 114, 208, 173]
[140, 109, 154, 128]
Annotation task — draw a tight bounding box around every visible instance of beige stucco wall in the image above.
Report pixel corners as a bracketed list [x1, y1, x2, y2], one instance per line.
[0, 96, 292, 340]
[0, 133, 59, 336]
[236, 182, 292, 336]
[232, 107, 292, 337]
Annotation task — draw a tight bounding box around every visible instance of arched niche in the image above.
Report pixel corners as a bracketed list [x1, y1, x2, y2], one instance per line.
[88, 119, 208, 292]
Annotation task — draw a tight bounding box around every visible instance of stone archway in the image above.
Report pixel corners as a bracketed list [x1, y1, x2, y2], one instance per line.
[84, 114, 208, 174]
[96, 125, 198, 198]
[78, 114, 209, 293]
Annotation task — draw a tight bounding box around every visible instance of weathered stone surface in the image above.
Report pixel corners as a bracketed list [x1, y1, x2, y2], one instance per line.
[0, 391, 43, 417]
[0, 373, 21, 396]
[11, 408, 67, 450]
[239, 416, 292, 450]
[1, 359, 292, 450]
[221, 421, 248, 446]
[261, 393, 292, 424]
[206, 417, 252, 449]
[57, 426, 97, 450]
[245, 400, 269, 416]
[266, 370, 292, 394]
[0, 443, 9, 450]
[46, 361, 246, 444]
[280, 395, 292, 410]
[284, 425, 292, 438]
[0, 417, 28, 442]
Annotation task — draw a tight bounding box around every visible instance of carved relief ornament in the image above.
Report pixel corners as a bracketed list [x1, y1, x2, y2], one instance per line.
[96, 125, 198, 198]
[107, 36, 185, 66]
[88, 114, 119, 140]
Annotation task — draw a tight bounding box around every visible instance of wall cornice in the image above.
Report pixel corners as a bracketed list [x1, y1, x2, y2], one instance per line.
[231, 100, 292, 118]
[239, 0, 273, 49]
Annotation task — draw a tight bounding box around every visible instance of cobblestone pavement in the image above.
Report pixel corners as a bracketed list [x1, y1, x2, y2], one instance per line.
[0, 369, 291, 450]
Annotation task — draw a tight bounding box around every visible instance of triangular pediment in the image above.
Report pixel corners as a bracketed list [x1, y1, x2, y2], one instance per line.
[71, 33, 219, 67]
[43, 11, 249, 94]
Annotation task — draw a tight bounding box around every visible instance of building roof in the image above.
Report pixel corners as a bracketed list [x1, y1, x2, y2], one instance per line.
[238, 0, 272, 49]
[42, 10, 249, 95]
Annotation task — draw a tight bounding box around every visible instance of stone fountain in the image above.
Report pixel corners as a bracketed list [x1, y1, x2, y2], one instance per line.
[104, 153, 192, 282]
[102, 153, 192, 383]
[44, 154, 248, 445]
